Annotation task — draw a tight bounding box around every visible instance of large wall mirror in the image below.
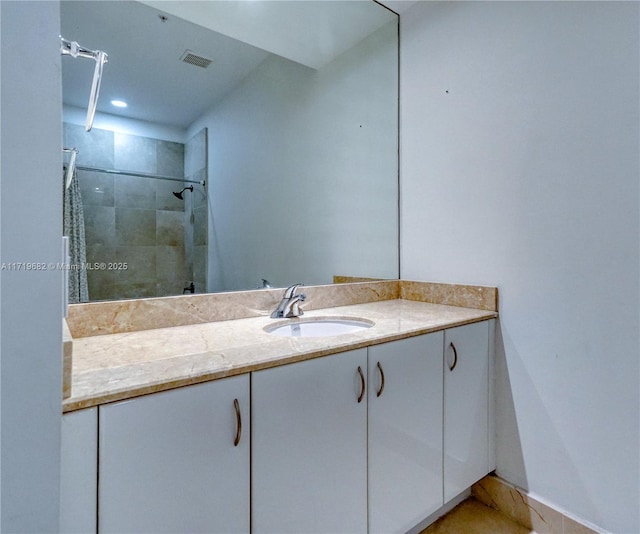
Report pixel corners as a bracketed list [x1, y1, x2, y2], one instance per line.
[61, 0, 399, 302]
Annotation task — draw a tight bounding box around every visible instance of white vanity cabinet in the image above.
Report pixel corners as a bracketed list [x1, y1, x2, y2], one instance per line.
[98, 375, 250, 534]
[252, 333, 451, 534]
[367, 333, 444, 533]
[443, 319, 494, 502]
[252, 348, 369, 534]
[62, 316, 495, 534]
[60, 407, 98, 534]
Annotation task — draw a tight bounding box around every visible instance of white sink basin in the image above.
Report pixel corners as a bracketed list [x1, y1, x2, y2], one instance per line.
[265, 317, 374, 338]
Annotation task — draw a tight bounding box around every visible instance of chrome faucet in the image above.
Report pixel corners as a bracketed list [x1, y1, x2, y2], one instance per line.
[271, 283, 306, 318]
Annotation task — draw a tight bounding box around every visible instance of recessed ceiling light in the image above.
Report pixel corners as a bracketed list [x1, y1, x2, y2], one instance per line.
[111, 99, 127, 108]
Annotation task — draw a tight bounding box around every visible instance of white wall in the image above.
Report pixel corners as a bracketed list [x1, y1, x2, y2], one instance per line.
[400, 2, 639, 532]
[189, 21, 398, 292]
[0, 2, 63, 531]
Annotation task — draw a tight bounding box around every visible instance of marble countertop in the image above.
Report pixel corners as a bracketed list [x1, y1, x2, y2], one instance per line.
[64, 299, 496, 412]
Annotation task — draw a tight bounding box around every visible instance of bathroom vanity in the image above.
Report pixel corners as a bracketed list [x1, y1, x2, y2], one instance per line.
[60, 280, 497, 533]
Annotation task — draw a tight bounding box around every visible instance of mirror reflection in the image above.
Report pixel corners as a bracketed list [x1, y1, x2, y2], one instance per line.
[61, 0, 398, 302]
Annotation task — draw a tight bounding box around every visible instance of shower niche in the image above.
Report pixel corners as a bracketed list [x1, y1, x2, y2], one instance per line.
[63, 124, 208, 301]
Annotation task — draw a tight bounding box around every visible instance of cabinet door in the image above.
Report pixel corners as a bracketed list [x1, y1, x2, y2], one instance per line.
[60, 408, 97, 534]
[444, 321, 491, 501]
[368, 333, 444, 533]
[99, 375, 250, 534]
[252, 349, 368, 534]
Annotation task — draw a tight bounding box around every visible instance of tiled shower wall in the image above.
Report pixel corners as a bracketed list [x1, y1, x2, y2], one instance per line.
[63, 123, 206, 301]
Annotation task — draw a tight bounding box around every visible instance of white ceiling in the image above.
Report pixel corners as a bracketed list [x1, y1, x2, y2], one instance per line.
[140, 1, 396, 70]
[61, 1, 270, 129]
[60, 1, 396, 130]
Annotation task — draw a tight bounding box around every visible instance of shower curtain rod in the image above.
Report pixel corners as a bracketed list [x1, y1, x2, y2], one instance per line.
[75, 165, 205, 186]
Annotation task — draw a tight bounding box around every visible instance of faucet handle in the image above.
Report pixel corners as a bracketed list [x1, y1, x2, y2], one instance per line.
[287, 293, 306, 318]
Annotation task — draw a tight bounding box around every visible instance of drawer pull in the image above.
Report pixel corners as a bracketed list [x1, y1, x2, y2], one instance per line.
[233, 398, 242, 446]
[357, 366, 366, 403]
[449, 342, 458, 372]
[376, 361, 385, 397]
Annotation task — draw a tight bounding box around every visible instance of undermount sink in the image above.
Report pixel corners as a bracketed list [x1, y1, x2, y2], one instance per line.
[265, 317, 374, 338]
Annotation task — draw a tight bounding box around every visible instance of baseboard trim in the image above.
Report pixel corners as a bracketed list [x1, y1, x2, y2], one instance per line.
[472, 474, 608, 534]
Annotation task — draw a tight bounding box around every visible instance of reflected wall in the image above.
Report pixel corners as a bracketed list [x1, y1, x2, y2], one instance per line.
[192, 20, 399, 292]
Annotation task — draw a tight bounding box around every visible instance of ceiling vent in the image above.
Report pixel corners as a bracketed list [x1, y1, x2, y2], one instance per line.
[180, 50, 213, 69]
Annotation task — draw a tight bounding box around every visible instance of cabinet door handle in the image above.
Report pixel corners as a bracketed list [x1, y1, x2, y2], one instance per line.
[449, 342, 458, 372]
[357, 366, 366, 403]
[376, 361, 385, 397]
[233, 398, 242, 447]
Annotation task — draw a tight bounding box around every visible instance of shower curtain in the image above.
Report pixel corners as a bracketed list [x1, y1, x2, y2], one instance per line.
[63, 168, 89, 303]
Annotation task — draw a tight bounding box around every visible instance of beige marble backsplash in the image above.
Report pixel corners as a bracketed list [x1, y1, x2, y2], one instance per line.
[66, 281, 399, 338]
[333, 275, 387, 284]
[401, 280, 498, 312]
[66, 280, 497, 338]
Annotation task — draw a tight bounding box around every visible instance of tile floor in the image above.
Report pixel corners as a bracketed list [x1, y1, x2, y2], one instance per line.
[420, 498, 534, 534]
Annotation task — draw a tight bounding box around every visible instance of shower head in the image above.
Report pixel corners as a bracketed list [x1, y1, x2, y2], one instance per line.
[172, 186, 193, 200]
